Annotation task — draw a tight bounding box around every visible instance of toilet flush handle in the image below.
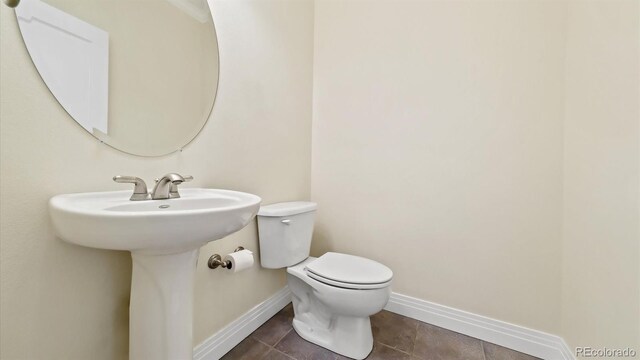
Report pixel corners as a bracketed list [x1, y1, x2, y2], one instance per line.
[281, 219, 291, 225]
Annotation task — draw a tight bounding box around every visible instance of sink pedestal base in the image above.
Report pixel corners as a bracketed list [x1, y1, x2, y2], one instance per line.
[129, 249, 199, 360]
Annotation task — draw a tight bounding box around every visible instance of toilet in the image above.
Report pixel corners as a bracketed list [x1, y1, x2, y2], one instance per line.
[257, 202, 392, 360]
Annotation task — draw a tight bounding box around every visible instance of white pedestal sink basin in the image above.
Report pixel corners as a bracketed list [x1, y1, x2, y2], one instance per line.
[49, 188, 261, 360]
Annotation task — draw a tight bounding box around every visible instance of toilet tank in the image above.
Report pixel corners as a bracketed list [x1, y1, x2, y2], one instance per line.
[257, 202, 317, 269]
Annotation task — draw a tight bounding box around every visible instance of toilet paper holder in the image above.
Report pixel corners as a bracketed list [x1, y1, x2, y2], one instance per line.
[208, 247, 245, 270]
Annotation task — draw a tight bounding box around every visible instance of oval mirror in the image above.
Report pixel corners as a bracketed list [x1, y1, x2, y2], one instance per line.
[15, 0, 219, 156]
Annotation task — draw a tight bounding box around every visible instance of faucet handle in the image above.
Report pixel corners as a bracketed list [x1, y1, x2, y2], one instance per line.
[169, 175, 193, 199]
[113, 176, 150, 201]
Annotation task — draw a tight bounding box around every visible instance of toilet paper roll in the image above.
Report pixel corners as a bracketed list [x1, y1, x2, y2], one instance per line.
[223, 249, 254, 273]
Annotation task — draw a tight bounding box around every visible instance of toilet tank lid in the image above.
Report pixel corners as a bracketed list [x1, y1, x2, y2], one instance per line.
[258, 201, 317, 217]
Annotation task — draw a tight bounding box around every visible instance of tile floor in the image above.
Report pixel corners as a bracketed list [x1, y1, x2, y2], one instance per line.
[221, 304, 542, 360]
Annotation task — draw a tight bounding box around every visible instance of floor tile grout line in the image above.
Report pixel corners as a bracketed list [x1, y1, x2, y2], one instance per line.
[410, 319, 420, 356]
[481, 341, 488, 360]
[372, 313, 421, 356]
[255, 337, 276, 348]
[379, 339, 436, 360]
[271, 347, 297, 360]
[272, 327, 294, 349]
[258, 344, 275, 360]
[386, 343, 413, 357]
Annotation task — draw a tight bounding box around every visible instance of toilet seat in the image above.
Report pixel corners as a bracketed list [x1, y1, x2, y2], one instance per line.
[306, 272, 392, 290]
[305, 252, 393, 290]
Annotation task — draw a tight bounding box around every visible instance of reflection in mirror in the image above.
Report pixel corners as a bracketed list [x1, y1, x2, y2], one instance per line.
[15, 0, 219, 156]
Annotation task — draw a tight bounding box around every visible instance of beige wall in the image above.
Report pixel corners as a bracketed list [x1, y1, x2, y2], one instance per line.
[312, 0, 640, 352]
[312, 0, 567, 334]
[561, 0, 640, 355]
[0, 0, 313, 358]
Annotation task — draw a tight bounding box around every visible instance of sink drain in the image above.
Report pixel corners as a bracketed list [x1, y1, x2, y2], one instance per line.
[159, 205, 170, 209]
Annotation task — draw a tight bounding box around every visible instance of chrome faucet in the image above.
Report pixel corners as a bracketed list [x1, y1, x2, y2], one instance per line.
[151, 173, 185, 200]
[113, 173, 192, 201]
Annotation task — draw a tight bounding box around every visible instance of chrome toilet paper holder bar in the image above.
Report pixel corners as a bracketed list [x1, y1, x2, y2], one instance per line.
[208, 247, 245, 270]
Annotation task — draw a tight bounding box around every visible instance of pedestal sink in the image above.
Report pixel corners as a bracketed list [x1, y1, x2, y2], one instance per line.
[49, 188, 261, 360]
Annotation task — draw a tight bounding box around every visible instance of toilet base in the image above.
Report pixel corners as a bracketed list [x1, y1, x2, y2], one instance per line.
[286, 256, 391, 359]
[292, 315, 373, 360]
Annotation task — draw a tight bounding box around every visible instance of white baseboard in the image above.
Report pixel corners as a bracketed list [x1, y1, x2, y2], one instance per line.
[193, 288, 575, 360]
[384, 293, 575, 360]
[558, 338, 576, 360]
[193, 287, 292, 360]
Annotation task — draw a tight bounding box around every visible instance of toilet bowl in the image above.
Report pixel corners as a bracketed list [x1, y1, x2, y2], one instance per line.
[287, 255, 392, 359]
[257, 202, 392, 359]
